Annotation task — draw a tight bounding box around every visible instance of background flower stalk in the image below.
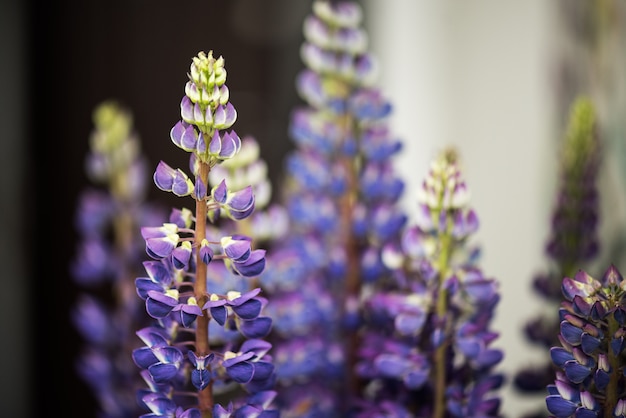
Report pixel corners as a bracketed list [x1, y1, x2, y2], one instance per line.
[514, 96, 601, 413]
[546, 265, 626, 418]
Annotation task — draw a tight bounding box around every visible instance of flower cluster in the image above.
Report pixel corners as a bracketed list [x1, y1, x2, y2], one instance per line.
[71, 101, 165, 417]
[358, 149, 504, 417]
[515, 97, 601, 405]
[133, 51, 277, 417]
[546, 265, 626, 418]
[258, 0, 407, 415]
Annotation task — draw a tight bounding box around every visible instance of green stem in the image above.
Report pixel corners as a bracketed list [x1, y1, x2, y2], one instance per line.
[433, 229, 452, 418]
[605, 314, 620, 418]
[195, 161, 213, 417]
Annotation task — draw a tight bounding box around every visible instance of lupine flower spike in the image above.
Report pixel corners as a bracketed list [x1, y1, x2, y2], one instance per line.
[546, 265, 626, 418]
[515, 96, 601, 411]
[360, 148, 504, 417]
[71, 101, 165, 417]
[134, 51, 278, 417]
[259, 0, 407, 415]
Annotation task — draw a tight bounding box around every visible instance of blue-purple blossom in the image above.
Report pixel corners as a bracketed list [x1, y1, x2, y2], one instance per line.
[358, 149, 503, 417]
[71, 101, 167, 417]
[546, 265, 626, 418]
[133, 50, 275, 417]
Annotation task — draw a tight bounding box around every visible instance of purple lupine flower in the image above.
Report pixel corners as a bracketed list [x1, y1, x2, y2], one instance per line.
[133, 51, 275, 417]
[514, 97, 601, 404]
[256, 1, 410, 415]
[546, 265, 626, 418]
[358, 149, 503, 417]
[71, 101, 167, 417]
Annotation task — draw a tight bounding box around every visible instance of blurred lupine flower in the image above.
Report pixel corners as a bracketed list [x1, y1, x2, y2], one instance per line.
[133, 50, 277, 417]
[514, 97, 601, 407]
[358, 149, 504, 417]
[546, 265, 626, 418]
[71, 101, 166, 417]
[256, 0, 409, 415]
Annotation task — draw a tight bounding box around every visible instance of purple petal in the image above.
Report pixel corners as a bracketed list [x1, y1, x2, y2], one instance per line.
[194, 176, 207, 200]
[564, 361, 591, 384]
[179, 408, 202, 418]
[223, 102, 237, 128]
[200, 240, 214, 265]
[232, 298, 262, 320]
[143, 260, 173, 285]
[561, 321, 583, 345]
[251, 361, 274, 381]
[172, 169, 193, 197]
[171, 243, 192, 270]
[146, 291, 178, 318]
[145, 235, 178, 259]
[247, 390, 277, 409]
[228, 287, 262, 306]
[209, 131, 221, 154]
[546, 395, 578, 416]
[191, 369, 211, 390]
[132, 347, 160, 369]
[136, 327, 169, 347]
[196, 132, 207, 154]
[603, 264, 623, 287]
[240, 339, 272, 358]
[170, 121, 186, 148]
[210, 305, 227, 326]
[213, 103, 237, 130]
[395, 312, 425, 336]
[226, 361, 254, 383]
[180, 124, 198, 151]
[239, 317, 272, 339]
[142, 392, 177, 415]
[581, 333, 601, 355]
[231, 249, 266, 277]
[475, 348, 503, 368]
[213, 403, 233, 418]
[148, 363, 179, 383]
[135, 278, 164, 300]
[219, 132, 237, 159]
[176, 304, 202, 328]
[374, 354, 411, 378]
[403, 369, 428, 389]
[221, 236, 251, 263]
[181, 96, 194, 124]
[227, 186, 254, 212]
[193, 102, 204, 125]
[550, 347, 574, 368]
[152, 345, 183, 364]
[595, 369, 610, 391]
[212, 179, 228, 204]
[227, 202, 255, 220]
[154, 161, 176, 191]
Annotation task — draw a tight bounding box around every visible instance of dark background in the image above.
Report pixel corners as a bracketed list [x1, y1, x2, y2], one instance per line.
[5, 0, 320, 416]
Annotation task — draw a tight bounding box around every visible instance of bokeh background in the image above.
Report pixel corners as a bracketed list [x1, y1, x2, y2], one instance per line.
[2, 0, 626, 417]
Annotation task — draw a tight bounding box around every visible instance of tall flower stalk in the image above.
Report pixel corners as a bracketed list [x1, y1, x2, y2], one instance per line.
[514, 96, 601, 406]
[546, 265, 626, 418]
[71, 100, 164, 417]
[356, 149, 504, 417]
[261, 0, 407, 415]
[133, 51, 277, 418]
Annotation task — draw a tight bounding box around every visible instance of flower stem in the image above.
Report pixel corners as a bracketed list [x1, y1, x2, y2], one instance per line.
[605, 314, 620, 418]
[433, 227, 452, 418]
[195, 160, 213, 417]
